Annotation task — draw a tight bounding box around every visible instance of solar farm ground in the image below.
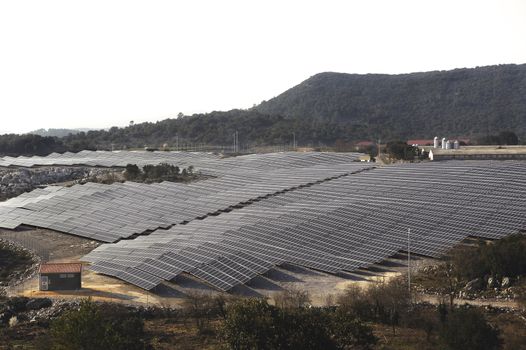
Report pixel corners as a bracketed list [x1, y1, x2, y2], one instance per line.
[1, 151, 525, 303]
[7, 233, 427, 307]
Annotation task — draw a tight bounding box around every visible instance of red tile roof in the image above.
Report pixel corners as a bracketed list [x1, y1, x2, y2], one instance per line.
[39, 263, 83, 274]
[407, 139, 434, 145]
[355, 141, 375, 147]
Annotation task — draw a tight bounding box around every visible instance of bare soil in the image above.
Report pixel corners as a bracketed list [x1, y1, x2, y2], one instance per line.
[1, 228, 523, 312]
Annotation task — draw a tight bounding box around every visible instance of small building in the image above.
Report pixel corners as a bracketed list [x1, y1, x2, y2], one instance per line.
[359, 154, 372, 162]
[406, 139, 434, 147]
[39, 263, 83, 291]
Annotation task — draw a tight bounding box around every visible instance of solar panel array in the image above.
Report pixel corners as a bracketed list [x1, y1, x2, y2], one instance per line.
[0, 150, 220, 168]
[0, 152, 366, 241]
[83, 160, 526, 291]
[1, 151, 525, 292]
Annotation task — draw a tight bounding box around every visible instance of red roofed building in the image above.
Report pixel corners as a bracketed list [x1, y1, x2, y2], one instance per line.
[355, 141, 376, 148]
[39, 263, 82, 291]
[407, 139, 434, 146]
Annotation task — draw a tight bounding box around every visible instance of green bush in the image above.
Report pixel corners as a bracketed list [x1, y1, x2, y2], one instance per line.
[50, 299, 147, 350]
[452, 234, 526, 280]
[221, 298, 376, 350]
[439, 306, 501, 350]
[122, 163, 193, 183]
[385, 141, 416, 161]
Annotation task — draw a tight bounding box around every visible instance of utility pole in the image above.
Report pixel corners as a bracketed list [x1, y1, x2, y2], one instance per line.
[377, 138, 381, 159]
[233, 131, 239, 153]
[293, 132, 296, 150]
[408, 228, 411, 293]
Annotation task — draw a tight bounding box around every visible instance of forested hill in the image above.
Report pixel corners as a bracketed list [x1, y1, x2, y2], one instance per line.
[256, 64, 526, 139]
[1, 64, 525, 156]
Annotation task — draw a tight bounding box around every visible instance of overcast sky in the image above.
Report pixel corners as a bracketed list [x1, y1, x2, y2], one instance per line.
[1, 0, 525, 134]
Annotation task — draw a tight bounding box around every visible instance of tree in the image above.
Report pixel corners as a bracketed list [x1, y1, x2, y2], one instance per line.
[385, 141, 416, 161]
[337, 285, 373, 321]
[50, 299, 147, 350]
[439, 306, 501, 350]
[368, 278, 411, 334]
[273, 287, 310, 309]
[498, 131, 519, 145]
[0, 134, 66, 156]
[476, 131, 520, 145]
[182, 292, 228, 335]
[337, 278, 411, 335]
[222, 299, 281, 350]
[332, 308, 377, 349]
[449, 234, 526, 282]
[222, 298, 376, 350]
[434, 261, 463, 308]
[124, 164, 141, 180]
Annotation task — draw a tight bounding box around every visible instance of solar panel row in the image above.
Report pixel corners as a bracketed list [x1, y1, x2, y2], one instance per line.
[83, 160, 526, 291]
[0, 152, 366, 242]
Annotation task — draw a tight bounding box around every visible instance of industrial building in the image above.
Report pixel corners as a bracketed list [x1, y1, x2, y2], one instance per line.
[39, 263, 83, 291]
[428, 146, 526, 161]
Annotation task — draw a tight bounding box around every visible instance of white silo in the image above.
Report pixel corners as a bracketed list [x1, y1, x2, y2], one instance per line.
[446, 140, 452, 149]
[453, 140, 460, 149]
[442, 138, 446, 149]
[433, 137, 439, 149]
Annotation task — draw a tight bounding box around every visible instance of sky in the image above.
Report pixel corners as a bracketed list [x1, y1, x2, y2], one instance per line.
[0, 0, 525, 134]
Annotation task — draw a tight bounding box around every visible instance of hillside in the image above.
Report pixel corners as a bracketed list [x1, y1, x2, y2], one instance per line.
[1, 64, 526, 155]
[257, 64, 526, 140]
[29, 128, 97, 138]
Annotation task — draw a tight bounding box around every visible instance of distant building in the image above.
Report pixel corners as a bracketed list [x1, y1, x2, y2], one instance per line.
[359, 154, 372, 162]
[354, 140, 375, 150]
[428, 146, 526, 161]
[406, 139, 434, 146]
[39, 263, 82, 291]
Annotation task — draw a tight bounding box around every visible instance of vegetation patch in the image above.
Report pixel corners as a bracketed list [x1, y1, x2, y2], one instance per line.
[414, 234, 526, 304]
[124, 163, 198, 183]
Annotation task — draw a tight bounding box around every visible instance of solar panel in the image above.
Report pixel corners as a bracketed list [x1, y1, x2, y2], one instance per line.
[2, 152, 525, 292]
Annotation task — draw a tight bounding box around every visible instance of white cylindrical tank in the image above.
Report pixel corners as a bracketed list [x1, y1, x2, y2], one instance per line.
[433, 137, 439, 148]
[454, 140, 460, 149]
[446, 140, 452, 149]
[442, 138, 446, 149]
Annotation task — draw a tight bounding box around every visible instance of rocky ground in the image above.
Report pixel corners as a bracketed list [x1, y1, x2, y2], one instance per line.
[0, 239, 39, 296]
[414, 264, 526, 308]
[0, 167, 119, 201]
[0, 296, 67, 327]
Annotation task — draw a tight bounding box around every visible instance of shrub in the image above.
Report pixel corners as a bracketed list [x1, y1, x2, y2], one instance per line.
[439, 306, 501, 350]
[337, 277, 411, 334]
[222, 299, 281, 350]
[221, 298, 377, 350]
[451, 234, 526, 281]
[273, 287, 310, 309]
[50, 299, 147, 350]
